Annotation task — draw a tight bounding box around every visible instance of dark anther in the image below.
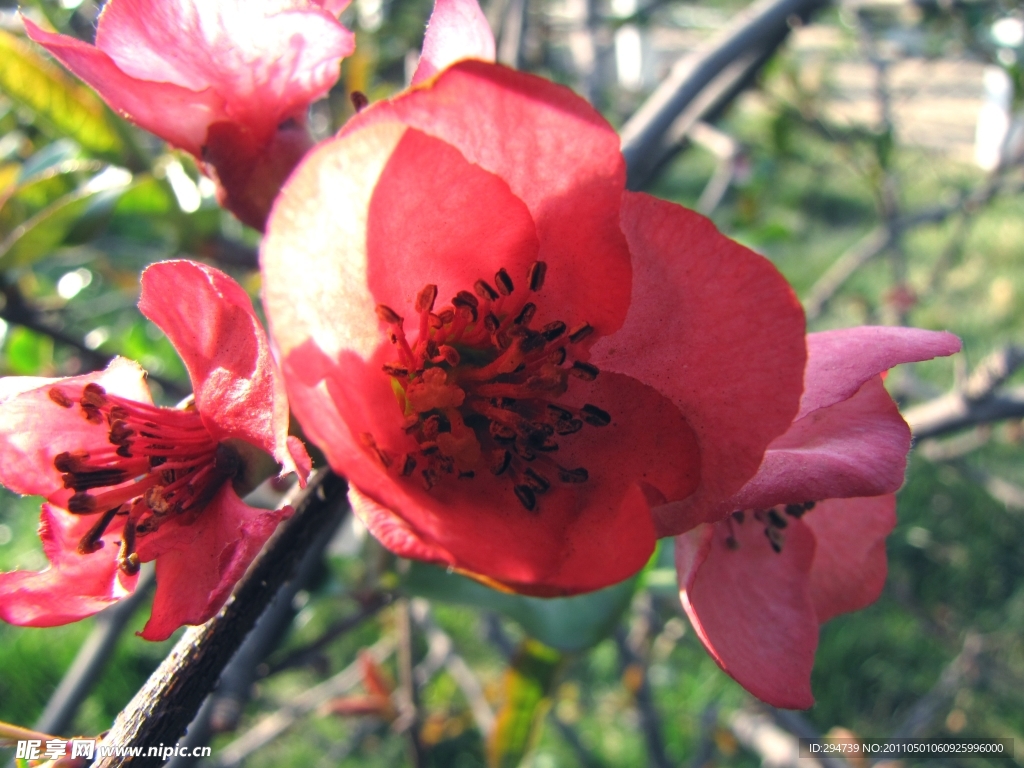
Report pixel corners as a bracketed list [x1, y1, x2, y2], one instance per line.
[400, 454, 417, 477]
[489, 421, 516, 443]
[107, 405, 128, 424]
[484, 313, 501, 333]
[54, 452, 84, 473]
[474, 279, 499, 302]
[765, 527, 784, 553]
[350, 91, 369, 112]
[558, 466, 588, 483]
[453, 290, 479, 309]
[803, 500, 816, 511]
[421, 468, 438, 490]
[541, 321, 566, 341]
[375, 304, 402, 324]
[118, 519, 140, 575]
[514, 484, 537, 511]
[523, 468, 551, 493]
[568, 322, 594, 343]
[512, 441, 536, 461]
[109, 420, 134, 445]
[49, 387, 73, 408]
[81, 406, 103, 424]
[63, 468, 128, 491]
[555, 418, 583, 435]
[67, 492, 97, 514]
[360, 433, 392, 468]
[528, 261, 547, 291]
[547, 404, 574, 420]
[81, 384, 107, 410]
[116, 444, 133, 458]
[784, 504, 806, 518]
[148, 455, 166, 468]
[458, 470, 476, 479]
[383, 364, 410, 378]
[732, 510, 746, 523]
[77, 507, 119, 555]
[514, 302, 536, 326]
[495, 268, 514, 296]
[581, 404, 611, 427]
[491, 450, 512, 475]
[528, 434, 559, 452]
[519, 329, 545, 353]
[570, 361, 599, 381]
[416, 284, 438, 313]
[424, 340, 440, 360]
[438, 308, 455, 324]
[549, 347, 567, 365]
[767, 509, 788, 529]
[725, 536, 740, 550]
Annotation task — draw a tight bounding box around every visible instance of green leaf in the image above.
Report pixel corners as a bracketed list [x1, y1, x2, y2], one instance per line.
[403, 562, 638, 652]
[0, 157, 103, 238]
[0, 28, 125, 158]
[0, 175, 132, 270]
[4, 326, 53, 375]
[487, 640, 561, 768]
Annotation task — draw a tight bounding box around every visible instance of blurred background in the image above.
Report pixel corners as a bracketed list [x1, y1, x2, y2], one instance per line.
[0, 0, 1023, 765]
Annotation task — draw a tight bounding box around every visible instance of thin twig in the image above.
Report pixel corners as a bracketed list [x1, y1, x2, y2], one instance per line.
[614, 622, 672, 768]
[93, 469, 350, 768]
[393, 598, 426, 768]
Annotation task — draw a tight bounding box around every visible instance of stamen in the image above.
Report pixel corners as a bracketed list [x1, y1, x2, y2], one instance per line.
[495, 268, 514, 296]
[49, 387, 73, 408]
[514, 303, 536, 326]
[416, 284, 438, 313]
[513, 484, 537, 511]
[767, 509, 788, 529]
[474, 280, 499, 302]
[541, 321, 566, 341]
[568, 323, 594, 343]
[77, 507, 119, 555]
[81, 383, 108, 408]
[580, 404, 611, 427]
[558, 466, 588, 483]
[118, 517, 140, 575]
[527, 261, 547, 291]
[375, 304, 403, 325]
[570, 361, 599, 381]
[522, 468, 551, 493]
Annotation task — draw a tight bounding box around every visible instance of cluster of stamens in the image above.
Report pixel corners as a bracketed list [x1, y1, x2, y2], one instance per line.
[47, 383, 239, 574]
[724, 501, 818, 553]
[369, 260, 610, 512]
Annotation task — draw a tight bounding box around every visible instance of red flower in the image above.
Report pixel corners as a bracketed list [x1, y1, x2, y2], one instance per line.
[0, 260, 309, 640]
[23, 0, 354, 230]
[261, 60, 808, 596]
[675, 327, 961, 709]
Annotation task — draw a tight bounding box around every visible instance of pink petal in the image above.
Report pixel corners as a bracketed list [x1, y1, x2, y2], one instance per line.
[23, 16, 223, 155]
[0, 504, 136, 627]
[94, 0, 353, 142]
[0, 358, 150, 501]
[135, 485, 289, 641]
[138, 260, 302, 479]
[412, 0, 496, 85]
[592, 192, 807, 536]
[344, 61, 633, 338]
[676, 517, 818, 709]
[805, 495, 896, 623]
[728, 377, 910, 510]
[799, 327, 960, 419]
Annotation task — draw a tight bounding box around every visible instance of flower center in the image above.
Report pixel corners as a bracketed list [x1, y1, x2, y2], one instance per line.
[47, 382, 240, 574]
[724, 502, 818, 553]
[371, 261, 610, 512]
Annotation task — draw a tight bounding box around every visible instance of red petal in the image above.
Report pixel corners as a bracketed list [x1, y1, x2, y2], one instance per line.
[135, 485, 289, 641]
[676, 518, 817, 709]
[138, 260, 302, 479]
[729, 377, 910, 510]
[805, 495, 896, 623]
[799, 327, 960, 419]
[93, 0, 352, 142]
[412, 0, 496, 85]
[345, 61, 632, 337]
[0, 358, 150, 501]
[593, 192, 806, 536]
[23, 17, 224, 156]
[367, 127, 540, 321]
[0, 504, 136, 627]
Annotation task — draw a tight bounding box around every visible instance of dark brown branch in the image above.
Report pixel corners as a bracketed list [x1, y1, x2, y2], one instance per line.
[93, 469, 349, 768]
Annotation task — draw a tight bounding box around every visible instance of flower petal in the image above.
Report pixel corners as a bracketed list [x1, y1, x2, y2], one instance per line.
[23, 16, 222, 155]
[592, 192, 806, 536]
[135, 485, 290, 641]
[799, 327, 961, 419]
[728, 377, 910, 510]
[676, 518, 817, 709]
[0, 504, 136, 626]
[345, 61, 633, 337]
[94, 0, 353, 140]
[138, 260, 302, 478]
[804, 495, 896, 623]
[0, 358, 150, 501]
[412, 0, 496, 85]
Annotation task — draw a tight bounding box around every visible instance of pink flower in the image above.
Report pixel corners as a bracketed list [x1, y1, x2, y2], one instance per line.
[675, 327, 961, 709]
[23, 0, 354, 230]
[260, 59, 809, 596]
[0, 260, 309, 640]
